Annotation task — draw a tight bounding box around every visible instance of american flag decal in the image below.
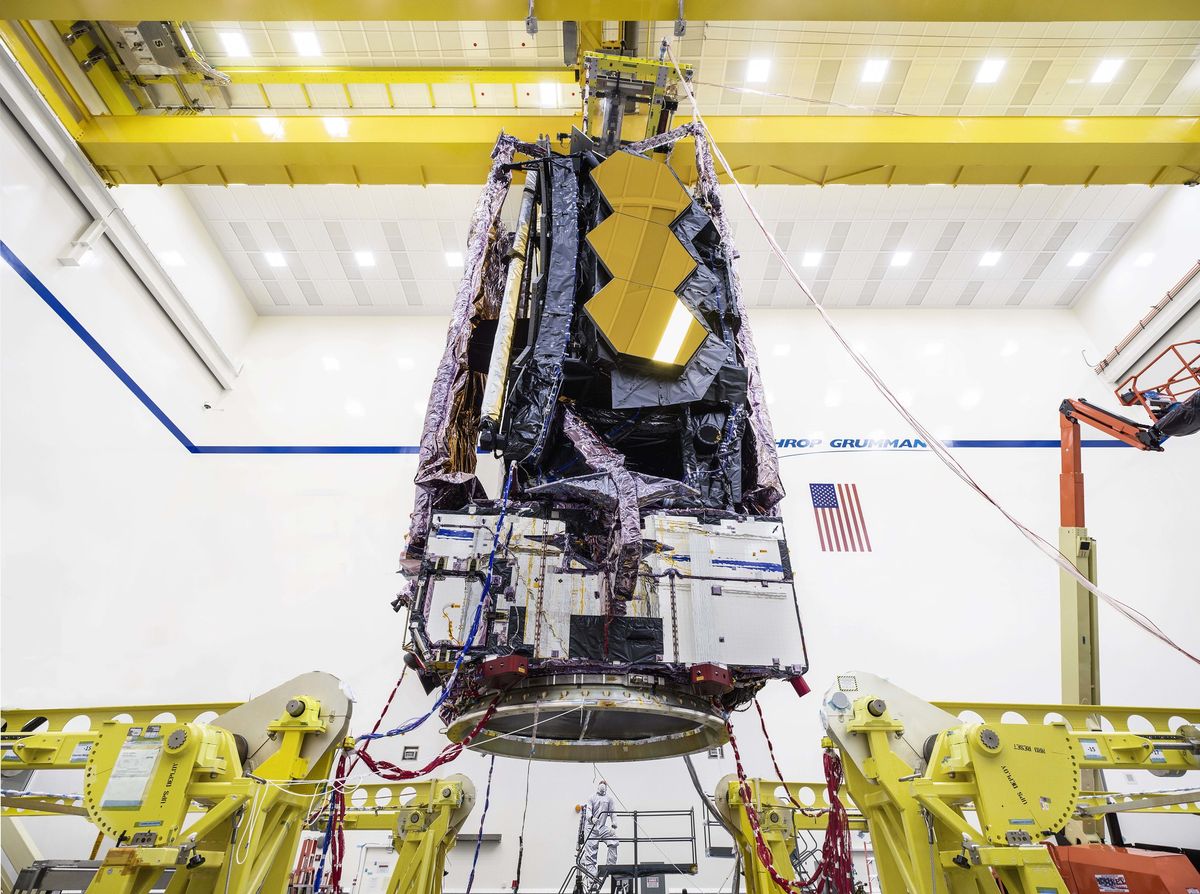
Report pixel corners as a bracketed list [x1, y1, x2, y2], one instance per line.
[809, 483, 872, 552]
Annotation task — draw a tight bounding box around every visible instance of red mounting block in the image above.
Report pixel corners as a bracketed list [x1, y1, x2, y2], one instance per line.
[481, 655, 529, 690]
[690, 662, 734, 696]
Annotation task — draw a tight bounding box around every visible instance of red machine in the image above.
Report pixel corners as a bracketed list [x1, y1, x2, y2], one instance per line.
[1049, 846, 1200, 894]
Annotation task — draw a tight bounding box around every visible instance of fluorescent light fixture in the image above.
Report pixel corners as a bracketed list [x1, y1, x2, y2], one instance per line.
[158, 250, 186, 267]
[979, 251, 1002, 267]
[539, 82, 558, 107]
[976, 58, 1006, 84]
[445, 251, 464, 267]
[746, 58, 771, 83]
[323, 117, 349, 138]
[355, 251, 376, 268]
[801, 251, 822, 268]
[292, 30, 321, 57]
[1067, 251, 1090, 267]
[219, 31, 249, 57]
[345, 399, 365, 417]
[1134, 252, 1155, 267]
[653, 301, 694, 364]
[322, 356, 340, 371]
[264, 251, 286, 268]
[862, 59, 889, 83]
[1091, 59, 1123, 83]
[258, 117, 284, 138]
[772, 343, 792, 356]
[891, 250, 912, 267]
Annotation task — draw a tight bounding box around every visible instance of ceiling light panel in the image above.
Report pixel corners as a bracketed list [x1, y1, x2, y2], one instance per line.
[218, 30, 249, 57]
[976, 59, 1006, 84]
[861, 59, 889, 83]
[747, 58, 771, 83]
[1091, 59, 1124, 83]
[292, 30, 322, 57]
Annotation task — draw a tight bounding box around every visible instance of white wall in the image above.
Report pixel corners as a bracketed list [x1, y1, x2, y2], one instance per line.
[114, 184, 258, 364]
[1074, 186, 1200, 381]
[3, 105, 1199, 889]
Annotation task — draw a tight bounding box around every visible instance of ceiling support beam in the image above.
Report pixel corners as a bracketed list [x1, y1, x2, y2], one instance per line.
[2, 0, 1196, 21]
[216, 67, 579, 86]
[74, 114, 1200, 187]
[0, 46, 243, 389]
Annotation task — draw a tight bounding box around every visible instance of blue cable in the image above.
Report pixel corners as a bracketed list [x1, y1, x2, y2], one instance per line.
[465, 754, 497, 894]
[314, 467, 516, 891]
[358, 467, 516, 743]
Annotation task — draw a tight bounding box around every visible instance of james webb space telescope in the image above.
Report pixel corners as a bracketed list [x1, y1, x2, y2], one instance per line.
[395, 50, 807, 762]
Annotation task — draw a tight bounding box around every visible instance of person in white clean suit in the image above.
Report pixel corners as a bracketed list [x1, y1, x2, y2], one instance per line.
[580, 780, 620, 890]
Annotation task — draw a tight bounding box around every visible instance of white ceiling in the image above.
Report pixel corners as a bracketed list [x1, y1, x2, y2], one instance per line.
[182, 19, 1200, 116]
[174, 18, 1185, 314]
[182, 181, 1163, 314]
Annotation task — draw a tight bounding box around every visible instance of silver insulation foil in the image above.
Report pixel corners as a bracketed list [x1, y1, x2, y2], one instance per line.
[560, 404, 643, 595]
[404, 136, 545, 564]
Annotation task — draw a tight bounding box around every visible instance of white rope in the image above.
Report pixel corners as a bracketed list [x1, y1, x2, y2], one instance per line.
[665, 43, 1199, 669]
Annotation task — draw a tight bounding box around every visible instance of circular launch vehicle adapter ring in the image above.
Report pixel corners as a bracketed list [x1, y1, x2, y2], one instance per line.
[445, 675, 729, 762]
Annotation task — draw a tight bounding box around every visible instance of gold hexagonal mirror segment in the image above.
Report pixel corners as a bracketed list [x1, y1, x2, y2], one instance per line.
[590, 151, 693, 226]
[585, 280, 709, 367]
[586, 212, 697, 292]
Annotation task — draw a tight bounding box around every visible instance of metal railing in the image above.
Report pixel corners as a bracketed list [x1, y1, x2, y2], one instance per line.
[559, 808, 698, 894]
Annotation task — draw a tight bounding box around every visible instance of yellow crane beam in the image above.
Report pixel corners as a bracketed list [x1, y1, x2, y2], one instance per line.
[2, 0, 1196, 20]
[217, 67, 578, 86]
[76, 114, 1200, 187]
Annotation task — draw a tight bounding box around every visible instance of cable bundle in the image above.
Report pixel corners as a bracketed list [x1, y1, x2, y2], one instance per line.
[724, 711, 854, 894]
[319, 699, 500, 890]
[312, 470, 517, 891]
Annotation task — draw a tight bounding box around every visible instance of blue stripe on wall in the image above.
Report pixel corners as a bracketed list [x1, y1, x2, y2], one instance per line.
[1, 240, 1132, 457]
[3, 240, 197, 453]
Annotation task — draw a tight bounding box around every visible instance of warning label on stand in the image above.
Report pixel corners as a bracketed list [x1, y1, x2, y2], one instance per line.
[100, 735, 163, 808]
